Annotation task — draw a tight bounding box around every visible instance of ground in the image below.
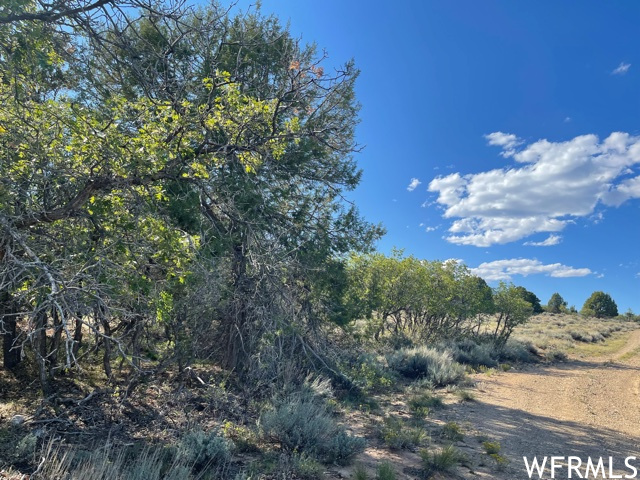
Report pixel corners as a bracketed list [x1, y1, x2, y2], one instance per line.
[331, 319, 640, 479]
[2, 315, 639, 479]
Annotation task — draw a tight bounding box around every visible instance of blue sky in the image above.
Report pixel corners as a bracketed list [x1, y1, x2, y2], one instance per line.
[229, 1, 640, 312]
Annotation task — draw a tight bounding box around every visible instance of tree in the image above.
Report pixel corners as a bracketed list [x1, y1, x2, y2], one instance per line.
[493, 282, 534, 346]
[0, 1, 382, 391]
[514, 286, 543, 314]
[581, 292, 618, 318]
[547, 293, 567, 314]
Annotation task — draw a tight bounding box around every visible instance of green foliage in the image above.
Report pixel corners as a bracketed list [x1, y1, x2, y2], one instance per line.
[408, 393, 443, 418]
[387, 346, 465, 386]
[441, 422, 464, 442]
[176, 429, 233, 473]
[376, 461, 397, 480]
[547, 293, 568, 314]
[345, 353, 396, 393]
[420, 445, 466, 475]
[259, 389, 364, 463]
[353, 464, 370, 480]
[514, 286, 543, 313]
[344, 252, 494, 340]
[581, 291, 619, 318]
[482, 441, 501, 454]
[379, 417, 428, 450]
[492, 282, 535, 346]
[455, 389, 476, 402]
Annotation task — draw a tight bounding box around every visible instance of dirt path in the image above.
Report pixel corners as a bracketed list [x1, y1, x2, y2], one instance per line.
[446, 329, 640, 479]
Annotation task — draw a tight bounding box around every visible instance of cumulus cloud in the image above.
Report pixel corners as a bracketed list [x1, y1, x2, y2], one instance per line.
[612, 62, 631, 75]
[485, 132, 522, 157]
[524, 234, 562, 247]
[428, 132, 640, 246]
[471, 258, 592, 282]
[407, 178, 421, 192]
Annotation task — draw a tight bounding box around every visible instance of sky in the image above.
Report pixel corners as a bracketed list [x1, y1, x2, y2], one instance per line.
[226, 1, 640, 313]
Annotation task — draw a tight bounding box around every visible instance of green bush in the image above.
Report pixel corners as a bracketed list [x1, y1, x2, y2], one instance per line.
[176, 428, 233, 473]
[260, 390, 364, 463]
[420, 445, 466, 475]
[441, 422, 464, 442]
[408, 393, 443, 418]
[353, 463, 370, 480]
[482, 440, 501, 454]
[379, 417, 428, 450]
[376, 461, 397, 480]
[387, 346, 464, 386]
[347, 353, 397, 393]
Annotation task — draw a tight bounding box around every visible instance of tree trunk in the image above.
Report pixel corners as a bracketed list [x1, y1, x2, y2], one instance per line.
[1, 291, 21, 369]
[222, 242, 249, 372]
[34, 309, 50, 394]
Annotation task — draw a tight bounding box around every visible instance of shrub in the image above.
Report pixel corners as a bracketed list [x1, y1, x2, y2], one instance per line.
[420, 445, 466, 475]
[379, 417, 428, 450]
[455, 390, 476, 402]
[347, 353, 396, 393]
[176, 429, 233, 473]
[387, 346, 464, 386]
[482, 441, 501, 454]
[441, 422, 464, 442]
[323, 431, 366, 465]
[260, 390, 364, 463]
[499, 340, 538, 363]
[32, 441, 195, 480]
[545, 350, 568, 362]
[353, 463, 370, 480]
[447, 338, 498, 368]
[273, 453, 325, 479]
[408, 393, 443, 419]
[376, 461, 397, 480]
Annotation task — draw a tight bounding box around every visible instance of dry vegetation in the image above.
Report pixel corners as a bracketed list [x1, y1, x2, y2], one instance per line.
[2, 312, 637, 479]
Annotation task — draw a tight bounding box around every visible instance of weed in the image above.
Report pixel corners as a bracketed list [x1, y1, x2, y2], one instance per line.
[455, 390, 476, 402]
[353, 463, 370, 480]
[420, 445, 466, 475]
[376, 461, 397, 480]
[379, 416, 428, 450]
[408, 393, 443, 418]
[482, 440, 501, 454]
[441, 422, 464, 442]
[387, 347, 465, 386]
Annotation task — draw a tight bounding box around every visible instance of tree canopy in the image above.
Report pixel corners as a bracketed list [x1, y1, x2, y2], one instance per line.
[581, 291, 618, 318]
[547, 293, 567, 314]
[0, 0, 382, 390]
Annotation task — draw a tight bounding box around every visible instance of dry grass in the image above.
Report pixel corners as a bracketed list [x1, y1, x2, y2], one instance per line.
[511, 313, 637, 359]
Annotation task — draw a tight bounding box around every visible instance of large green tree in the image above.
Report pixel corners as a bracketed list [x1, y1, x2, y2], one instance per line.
[581, 291, 618, 318]
[0, 1, 381, 390]
[547, 292, 567, 314]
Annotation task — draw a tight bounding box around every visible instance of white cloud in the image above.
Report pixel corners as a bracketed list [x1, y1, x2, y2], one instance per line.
[428, 132, 640, 246]
[407, 178, 421, 192]
[564, 117, 572, 123]
[471, 258, 592, 282]
[485, 132, 523, 157]
[524, 234, 562, 247]
[612, 62, 631, 75]
[425, 225, 438, 232]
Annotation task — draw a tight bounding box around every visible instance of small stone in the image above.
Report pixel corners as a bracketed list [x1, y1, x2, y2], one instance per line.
[10, 415, 26, 426]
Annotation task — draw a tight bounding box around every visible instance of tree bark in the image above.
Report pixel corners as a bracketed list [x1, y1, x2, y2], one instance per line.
[1, 291, 21, 369]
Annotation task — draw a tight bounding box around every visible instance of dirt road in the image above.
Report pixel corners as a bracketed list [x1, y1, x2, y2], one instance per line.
[450, 329, 640, 479]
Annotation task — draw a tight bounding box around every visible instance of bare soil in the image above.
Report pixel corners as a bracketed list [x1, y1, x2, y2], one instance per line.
[334, 328, 640, 479]
[446, 328, 640, 479]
